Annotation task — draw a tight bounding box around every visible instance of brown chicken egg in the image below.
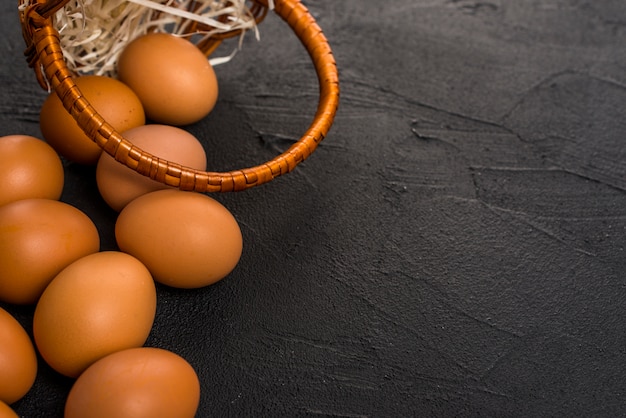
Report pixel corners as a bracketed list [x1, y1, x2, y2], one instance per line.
[39, 75, 145, 165]
[33, 251, 157, 378]
[96, 124, 207, 212]
[0, 135, 64, 208]
[0, 307, 37, 405]
[117, 32, 218, 126]
[0, 199, 100, 305]
[0, 400, 19, 418]
[64, 347, 200, 418]
[116, 189, 242, 288]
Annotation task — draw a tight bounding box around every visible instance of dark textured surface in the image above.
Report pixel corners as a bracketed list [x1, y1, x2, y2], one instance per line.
[2, 0, 626, 416]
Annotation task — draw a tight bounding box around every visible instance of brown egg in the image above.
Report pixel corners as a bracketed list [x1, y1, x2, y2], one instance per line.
[33, 251, 157, 378]
[117, 32, 218, 125]
[0, 199, 100, 305]
[40, 75, 145, 165]
[65, 347, 200, 418]
[116, 190, 242, 288]
[0, 400, 19, 418]
[0, 307, 37, 405]
[96, 124, 207, 212]
[0, 135, 64, 208]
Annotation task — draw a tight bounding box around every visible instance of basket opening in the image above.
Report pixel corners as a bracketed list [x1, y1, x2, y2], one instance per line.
[54, 0, 268, 76]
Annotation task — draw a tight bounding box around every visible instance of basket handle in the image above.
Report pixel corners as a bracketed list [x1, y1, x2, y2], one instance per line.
[20, 0, 339, 193]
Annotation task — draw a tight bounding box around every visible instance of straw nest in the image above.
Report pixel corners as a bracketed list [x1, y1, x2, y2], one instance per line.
[52, 0, 271, 75]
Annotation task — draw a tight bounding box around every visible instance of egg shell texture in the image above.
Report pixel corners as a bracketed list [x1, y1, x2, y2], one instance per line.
[117, 32, 218, 126]
[0, 400, 19, 418]
[64, 347, 200, 418]
[0, 199, 100, 305]
[96, 124, 207, 212]
[0, 135, 64, 208]
[33, 251, 157, 378]
[115, 189, 243, 288]
[39, 75, 145, 165]
[0, 307, 37, 405]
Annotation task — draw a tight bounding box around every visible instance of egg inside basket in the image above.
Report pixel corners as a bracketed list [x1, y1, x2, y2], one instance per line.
[18, 0, 339, 192]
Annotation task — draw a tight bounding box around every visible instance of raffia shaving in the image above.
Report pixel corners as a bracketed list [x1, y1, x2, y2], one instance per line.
[54, 0, 265, 76]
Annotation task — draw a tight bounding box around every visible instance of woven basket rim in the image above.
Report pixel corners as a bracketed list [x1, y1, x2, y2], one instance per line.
[19, 0, 339, 193]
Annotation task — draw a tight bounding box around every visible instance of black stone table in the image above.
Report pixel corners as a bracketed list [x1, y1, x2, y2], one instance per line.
[1, 1, 625, 416]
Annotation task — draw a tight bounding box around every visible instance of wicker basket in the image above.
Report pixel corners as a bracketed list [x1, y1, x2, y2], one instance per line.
[18, 0, 339, 192]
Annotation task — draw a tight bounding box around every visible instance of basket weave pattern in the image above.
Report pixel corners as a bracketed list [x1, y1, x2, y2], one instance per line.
[19, 0, 339, 192]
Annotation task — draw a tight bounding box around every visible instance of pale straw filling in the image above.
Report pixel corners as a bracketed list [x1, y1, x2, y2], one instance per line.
[52, 0, 266, 76]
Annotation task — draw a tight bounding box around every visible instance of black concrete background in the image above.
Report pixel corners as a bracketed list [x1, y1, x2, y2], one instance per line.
[2, 0, 626, 416]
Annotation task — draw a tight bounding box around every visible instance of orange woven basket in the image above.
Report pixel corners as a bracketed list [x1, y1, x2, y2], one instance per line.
[18, 0, 339, 193]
